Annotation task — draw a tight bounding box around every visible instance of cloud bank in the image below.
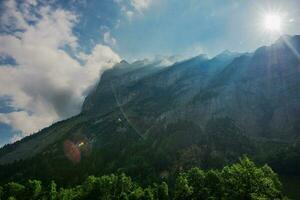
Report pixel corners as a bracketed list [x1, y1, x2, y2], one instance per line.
[0, 0, 121, 140]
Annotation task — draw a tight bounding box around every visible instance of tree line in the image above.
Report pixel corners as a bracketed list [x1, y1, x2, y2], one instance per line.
[0, 157, 288, 200]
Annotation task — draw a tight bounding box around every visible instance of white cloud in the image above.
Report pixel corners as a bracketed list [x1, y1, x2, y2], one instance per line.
[114, 0, 152, 20]
[130, 0, 152, 13]
[0, 0, 121, 139]
[1, 0, 30, 31]
[25, 0, 38, 6]
[126, 10, 134, 20]
[0, 111, 54, 134]
[103, 31, 117, 47]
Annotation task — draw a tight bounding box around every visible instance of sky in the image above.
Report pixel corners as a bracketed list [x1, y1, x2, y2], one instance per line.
[0, 0, 300, 146]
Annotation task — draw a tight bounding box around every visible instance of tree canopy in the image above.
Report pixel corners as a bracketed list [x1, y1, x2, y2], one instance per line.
[0, 157, 287, 200]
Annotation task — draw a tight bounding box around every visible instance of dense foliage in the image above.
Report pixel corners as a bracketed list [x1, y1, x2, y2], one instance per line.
[0, 118, 258, 186]
[0, 157, 286, 200]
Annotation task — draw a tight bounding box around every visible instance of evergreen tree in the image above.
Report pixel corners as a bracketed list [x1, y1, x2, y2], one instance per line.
[128, 187, 144, 200]
[157, 182, 168, 200]
[49, 181, 58, 200]
[26, 180, 42, 199]
[143, 188, 154, 200]
[3, 182, 25, 200]
[0, 186, 3, 200]
[174, 175, 193, 200]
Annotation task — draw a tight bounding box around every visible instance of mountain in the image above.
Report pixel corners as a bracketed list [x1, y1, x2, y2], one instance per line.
[0, 35, 300, 185]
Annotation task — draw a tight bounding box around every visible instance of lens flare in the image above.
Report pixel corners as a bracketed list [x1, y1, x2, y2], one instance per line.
[64, 140, 81, 163]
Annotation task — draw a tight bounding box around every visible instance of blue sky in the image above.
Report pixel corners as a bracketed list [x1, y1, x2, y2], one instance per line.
[113, 0, 300, 59]
[43, 0, 300, 59]
[0, 0, 300, 146]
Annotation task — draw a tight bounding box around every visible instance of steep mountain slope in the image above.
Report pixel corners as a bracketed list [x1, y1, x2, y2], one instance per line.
[188, 36, 300, 139]
[82, 59, 166, 115]
[0, 36, 300, 185]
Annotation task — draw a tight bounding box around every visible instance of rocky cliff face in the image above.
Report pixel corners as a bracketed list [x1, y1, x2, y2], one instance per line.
[82, 35, 300, 140]
[81, 52, 240, 136]
[180, 36, 300, 139]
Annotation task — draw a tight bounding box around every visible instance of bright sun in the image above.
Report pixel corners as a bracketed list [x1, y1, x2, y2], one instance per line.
[263, 13, 282, 32]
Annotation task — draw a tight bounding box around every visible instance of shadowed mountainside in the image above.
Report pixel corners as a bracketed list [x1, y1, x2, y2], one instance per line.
[0, 35, 300, 186]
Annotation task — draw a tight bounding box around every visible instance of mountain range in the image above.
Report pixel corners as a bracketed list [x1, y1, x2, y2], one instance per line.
[0, 35, 300, 186]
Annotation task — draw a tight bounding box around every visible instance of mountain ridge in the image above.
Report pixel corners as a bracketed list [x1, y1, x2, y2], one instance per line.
[0, 35, 300, 185]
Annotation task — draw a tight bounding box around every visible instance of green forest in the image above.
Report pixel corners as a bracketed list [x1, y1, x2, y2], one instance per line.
[0, 157, 288, 200]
